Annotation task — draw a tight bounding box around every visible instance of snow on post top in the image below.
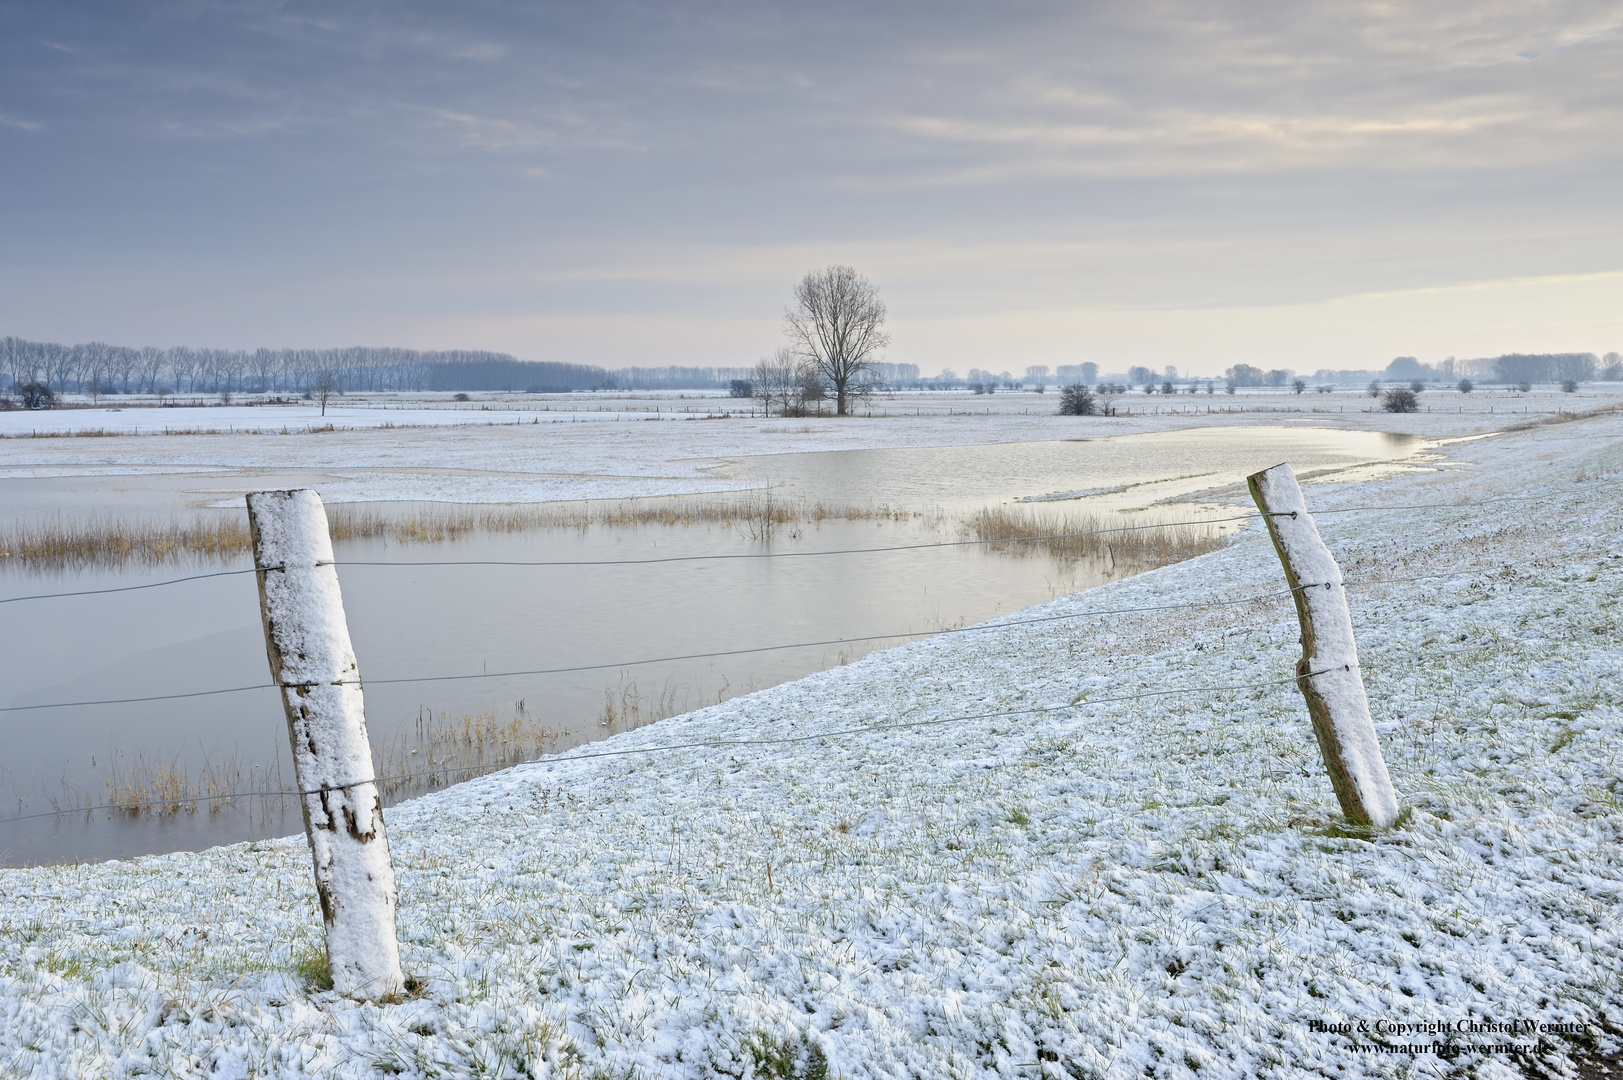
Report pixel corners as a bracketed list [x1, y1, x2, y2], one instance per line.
[245, 489, 359, 689]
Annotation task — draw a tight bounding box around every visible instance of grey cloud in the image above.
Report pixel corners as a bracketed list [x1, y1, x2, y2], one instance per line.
[1, 0, 1619, 362]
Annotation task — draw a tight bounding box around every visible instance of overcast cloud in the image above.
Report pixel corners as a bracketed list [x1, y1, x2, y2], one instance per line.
[2, 0, 1619, 373]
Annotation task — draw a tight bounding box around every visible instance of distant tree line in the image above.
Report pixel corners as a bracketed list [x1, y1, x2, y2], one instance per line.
[0, 335, 937, 398]
[616, 366, 760, 390]
[1316, 353, 1623, 385]
[0, 337, 617, 395]
[1490, 353, 1617, 384]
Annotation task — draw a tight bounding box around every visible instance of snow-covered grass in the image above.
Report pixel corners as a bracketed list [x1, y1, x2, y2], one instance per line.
[2, 414, 1621, 1077]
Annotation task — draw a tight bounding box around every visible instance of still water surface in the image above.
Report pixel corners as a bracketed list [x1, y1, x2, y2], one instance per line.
[0, 427, 1432, 864]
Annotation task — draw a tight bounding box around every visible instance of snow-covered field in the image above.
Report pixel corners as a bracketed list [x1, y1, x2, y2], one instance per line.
[2, 409, 1622, 1077]
[5, 385, 1620, 511]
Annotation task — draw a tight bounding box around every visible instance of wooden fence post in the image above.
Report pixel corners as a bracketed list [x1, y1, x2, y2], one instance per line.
[247, 489, 404, 1000]
[1247, 463, 1399, 828]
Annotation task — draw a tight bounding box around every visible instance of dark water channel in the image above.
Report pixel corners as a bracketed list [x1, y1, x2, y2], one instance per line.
[0, 427, 1431, 864]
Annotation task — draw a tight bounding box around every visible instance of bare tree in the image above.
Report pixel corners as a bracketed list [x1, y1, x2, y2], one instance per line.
[313, 369, 338, 416]
[752, 348, 805, 416]
[138, 346, 166, 392]
[784, 265, 890, 416]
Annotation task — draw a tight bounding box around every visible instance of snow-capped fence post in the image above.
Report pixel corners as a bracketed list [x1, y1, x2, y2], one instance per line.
[246, 489, 405, 1000]
[1247, 463, 1400, 828]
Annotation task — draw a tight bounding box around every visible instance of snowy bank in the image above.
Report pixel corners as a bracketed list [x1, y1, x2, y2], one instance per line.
[2, 413, 1621, 1078]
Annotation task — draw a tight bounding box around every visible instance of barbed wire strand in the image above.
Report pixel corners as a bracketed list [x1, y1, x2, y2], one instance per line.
[0, 579, 1351, 713]
[0, 566, 271, 605]
[0, 571, 1480, 715]
[2, 670, 1321, 825]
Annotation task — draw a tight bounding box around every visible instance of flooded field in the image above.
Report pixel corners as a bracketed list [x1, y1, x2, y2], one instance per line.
[0, 426, 1439, 864]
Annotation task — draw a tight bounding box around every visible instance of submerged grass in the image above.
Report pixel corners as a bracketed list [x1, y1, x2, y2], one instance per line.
[6, 680, 688, 830]
[965, 505, 1230, 568]
[0, 494, 1231, 573]
[0, 515, 251, 570]
[372, 703, 572, 803]
[0, 494, 918, 571]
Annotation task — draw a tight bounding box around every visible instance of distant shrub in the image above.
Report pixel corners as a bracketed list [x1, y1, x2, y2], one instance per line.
[1058, 383, 1097, 415]
[728, 379, 753, 398]
[1517, 381, 1532, 393]
[18, 382, 57, 410]
[1367, 380, 1382, 398]
[1292, 379, 1306, 394]
[453, 392, 470, 402]
[1381, 388, 1419, 412]
[1562, 379, 1579, 393]
[1457, 379, 1474, 394]
[1409, 380, 1425, 394]
[1161, 380, 1175, 395]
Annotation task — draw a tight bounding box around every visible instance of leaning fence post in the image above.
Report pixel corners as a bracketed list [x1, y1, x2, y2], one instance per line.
[1247, 463, 1399, 828]
[246, 489, 404, 1000]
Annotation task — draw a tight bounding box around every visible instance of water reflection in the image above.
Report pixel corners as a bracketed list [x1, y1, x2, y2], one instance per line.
[0, 426, 1439, 864]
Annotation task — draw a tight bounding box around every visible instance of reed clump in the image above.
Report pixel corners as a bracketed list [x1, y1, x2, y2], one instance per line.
[597, 679, 685, 736]
[102, 747, 280, 816]
[1, 495, 918, 570]
[0, 516, 251, 571]
[372, 703, 569, 802]
[965, 506, 1230, 568]
[326, 494, 914, 543]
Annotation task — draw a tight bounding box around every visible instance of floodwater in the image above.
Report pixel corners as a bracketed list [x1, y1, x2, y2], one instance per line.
[0, 427, 1435, 864]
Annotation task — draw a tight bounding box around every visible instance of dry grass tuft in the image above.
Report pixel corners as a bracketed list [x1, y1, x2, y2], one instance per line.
[0, 495, 919, 570]
[326, 494, 914, 544]
[0, 516, 250, 571]
[15, 681, 699, 826]
[371, 704, 570, 802]
[102, 747, 282, 817]
[965, 506, 1230, 569]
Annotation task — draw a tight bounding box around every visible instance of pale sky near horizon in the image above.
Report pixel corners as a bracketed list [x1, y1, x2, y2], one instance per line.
[2, 1, 1620, 376]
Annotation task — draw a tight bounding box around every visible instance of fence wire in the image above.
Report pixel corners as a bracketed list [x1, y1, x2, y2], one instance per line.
[2, 670, 1324, 825]
[7, 574, 1465, 714]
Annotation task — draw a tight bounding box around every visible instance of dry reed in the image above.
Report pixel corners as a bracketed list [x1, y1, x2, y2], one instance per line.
[371, 703, 569, 802]
[0, 515, 250, 571]
[13, 679, 701, 824]
[964, 506, 1230, 568]
[101, 746, 285, 817]
[0, 495, 918, 571]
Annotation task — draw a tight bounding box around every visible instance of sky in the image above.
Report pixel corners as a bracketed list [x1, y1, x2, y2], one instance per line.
[1, 0, 1620, 377]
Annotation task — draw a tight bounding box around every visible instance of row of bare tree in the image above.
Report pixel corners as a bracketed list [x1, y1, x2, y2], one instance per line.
[0, 338, 606, 396]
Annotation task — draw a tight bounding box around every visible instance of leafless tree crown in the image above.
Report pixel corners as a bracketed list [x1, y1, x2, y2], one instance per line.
[784, 265, 890, 416]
